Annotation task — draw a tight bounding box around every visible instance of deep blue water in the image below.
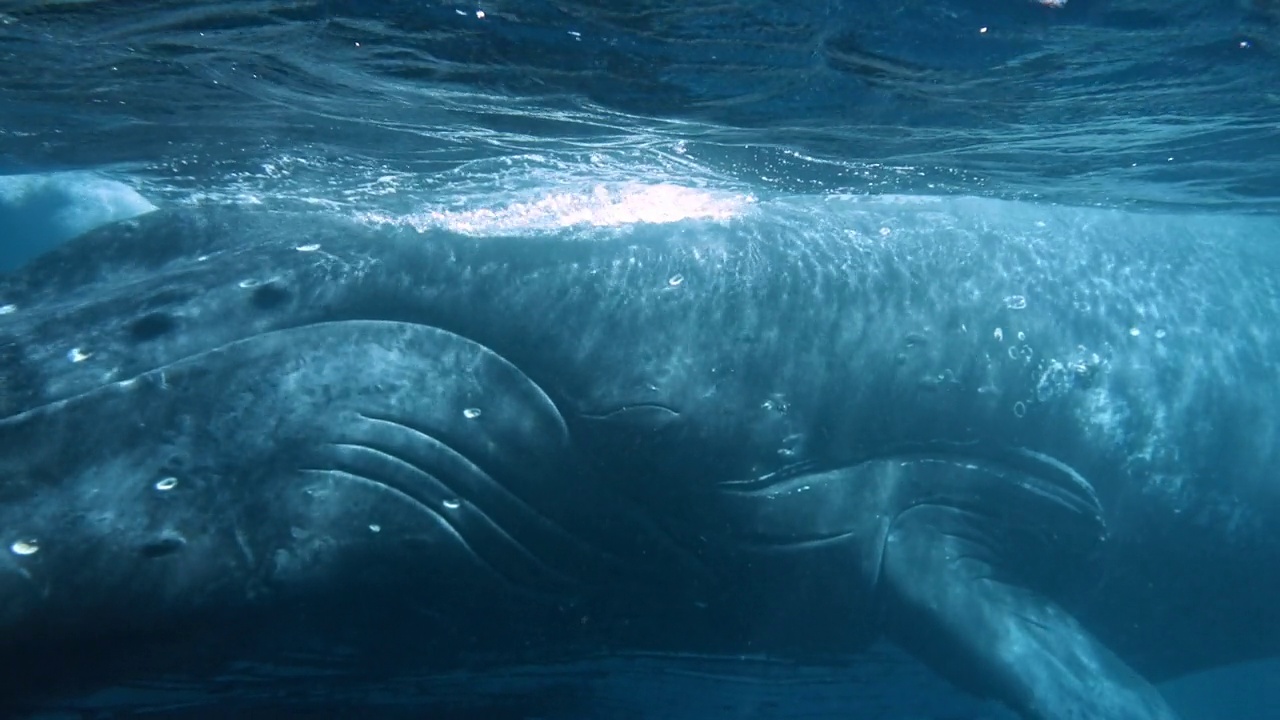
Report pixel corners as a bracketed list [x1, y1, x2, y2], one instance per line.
[2, 1, 1280, 718]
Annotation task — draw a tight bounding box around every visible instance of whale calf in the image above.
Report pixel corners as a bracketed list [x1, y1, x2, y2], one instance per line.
[1, 198, 1278, 719]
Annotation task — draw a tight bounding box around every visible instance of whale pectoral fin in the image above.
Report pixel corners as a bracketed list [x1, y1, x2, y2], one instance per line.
[876, 458, 1179, 720]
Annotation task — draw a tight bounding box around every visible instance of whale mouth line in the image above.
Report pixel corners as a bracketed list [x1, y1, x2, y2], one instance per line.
[579, 402, 682, 421]
[739, 529, 862, 551]
[351, 411, 601, 562]
[296, 410, 595, 594]
[298, 465, 523, 587]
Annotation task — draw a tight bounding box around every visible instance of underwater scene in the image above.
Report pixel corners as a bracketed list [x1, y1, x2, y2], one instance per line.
[1, 1, 1279, 718]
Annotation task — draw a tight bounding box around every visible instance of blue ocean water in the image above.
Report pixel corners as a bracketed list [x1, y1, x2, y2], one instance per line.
[2, 1, 1280, 718]
[2, 0, 1279, 216]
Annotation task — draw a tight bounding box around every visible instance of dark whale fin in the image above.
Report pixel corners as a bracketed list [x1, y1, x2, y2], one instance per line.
[874, 454, 1180, 720]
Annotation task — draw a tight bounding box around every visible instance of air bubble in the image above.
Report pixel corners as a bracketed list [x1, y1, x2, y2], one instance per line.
[295, 244, 321, 252]
[667, 274, 684, 287]
[1004, 295, 1027, 310]
[0, 304, 15, 315]
[10, 539, 38, 556]
[1013, 401, 1027, 418]
[369, 524, 381, 533]
[67, 347, 92, 363]
[1129, 327, 1141, 337]
[993, 327, 1004, 342]
[1017, 331, 1026, 341]
[1155, 328, 1167, 339]
[155, 477, 178, 491]
[462, 407, 481, 419]
[443, 499, 461, 510]
[238, 279, 261, 289]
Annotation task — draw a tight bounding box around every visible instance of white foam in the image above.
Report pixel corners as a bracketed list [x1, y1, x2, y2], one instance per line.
[359, 183, 755, 235]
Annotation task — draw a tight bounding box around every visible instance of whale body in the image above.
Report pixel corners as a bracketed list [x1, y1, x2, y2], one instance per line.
[1, 199, 1278, 719]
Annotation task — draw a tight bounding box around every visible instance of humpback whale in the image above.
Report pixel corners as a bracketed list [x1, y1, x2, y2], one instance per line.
[1, 199, 1278, 719]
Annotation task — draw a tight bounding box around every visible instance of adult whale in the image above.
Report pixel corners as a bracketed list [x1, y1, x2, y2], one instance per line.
[0, 198, 1278, 719]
